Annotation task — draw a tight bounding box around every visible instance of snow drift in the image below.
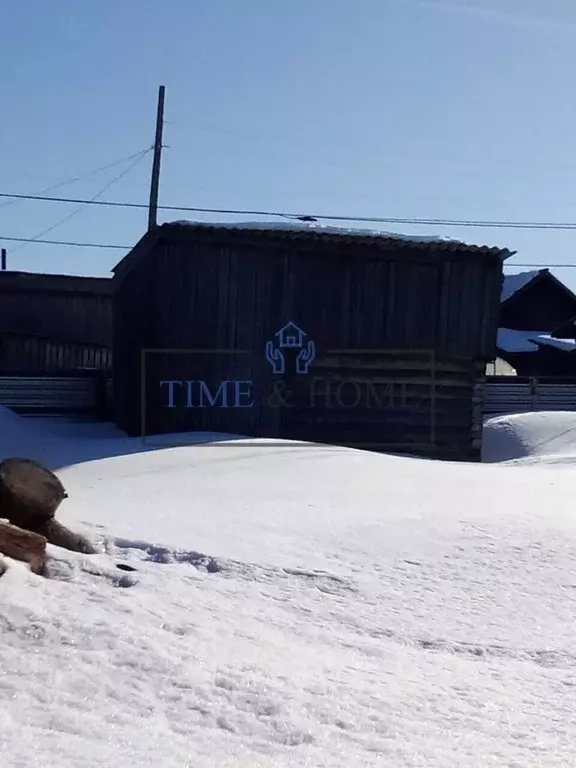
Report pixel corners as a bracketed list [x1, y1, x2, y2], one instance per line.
[483, 411, 576, 464]
[1, 409, 576, 766]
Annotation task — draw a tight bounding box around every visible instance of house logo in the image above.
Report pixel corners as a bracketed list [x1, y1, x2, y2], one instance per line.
[265, 321, 316, 375]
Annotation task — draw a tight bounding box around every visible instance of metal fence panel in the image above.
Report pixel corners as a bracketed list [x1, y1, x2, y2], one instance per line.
[483, 378, 576, 417]
[0, 375, 99, 414]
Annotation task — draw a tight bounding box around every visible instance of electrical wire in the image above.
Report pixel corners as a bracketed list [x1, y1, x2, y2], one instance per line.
[0, 147, 153, 213]
[0, 235, 128, 249]
[0, 233, 574, 271]
[1, 191, 576, 232]
[9, 149, 152, 254]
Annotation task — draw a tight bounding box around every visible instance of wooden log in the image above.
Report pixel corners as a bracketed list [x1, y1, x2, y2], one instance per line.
[28, 518, 98, 555]
[0, 457, 67, 527]
[0, 520, 47, 574]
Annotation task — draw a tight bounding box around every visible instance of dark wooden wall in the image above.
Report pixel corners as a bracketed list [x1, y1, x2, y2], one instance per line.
[0, 333, 112, 372]
[113, 229, 504, 459]
[0, 272, 112, 348]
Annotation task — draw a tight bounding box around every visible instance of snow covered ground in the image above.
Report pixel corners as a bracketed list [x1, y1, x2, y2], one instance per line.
[2, 408, 576, 766]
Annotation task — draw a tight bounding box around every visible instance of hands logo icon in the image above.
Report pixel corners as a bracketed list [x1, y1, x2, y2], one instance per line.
[265, 340, 285, 375]
[296, 340, 316, 374]
[265, 322, 315, 375]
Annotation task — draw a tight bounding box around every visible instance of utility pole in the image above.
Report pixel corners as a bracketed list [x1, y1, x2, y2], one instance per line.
[148, 85, 165, 231]
[1, 248, 6, 270]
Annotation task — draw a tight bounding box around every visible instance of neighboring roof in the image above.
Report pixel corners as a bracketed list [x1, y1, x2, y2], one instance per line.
[497, 328, 576, 354]
[0, 270, 113, 295]
[500, 270, 542, 303]
[113, 220, 514, 281]
[500, 267, 576, 307]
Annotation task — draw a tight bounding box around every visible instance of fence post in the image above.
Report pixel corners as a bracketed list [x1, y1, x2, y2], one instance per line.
[530, 377, 538, 411]
[471, 373, 484, 458]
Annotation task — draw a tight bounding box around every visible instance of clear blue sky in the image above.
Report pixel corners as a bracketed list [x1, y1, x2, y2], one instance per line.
[2, 0, 576, 287]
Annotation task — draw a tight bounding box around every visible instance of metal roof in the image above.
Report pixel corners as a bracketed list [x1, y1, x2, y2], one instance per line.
[113, 221, 513, 280]
[162, 220, 513, 257]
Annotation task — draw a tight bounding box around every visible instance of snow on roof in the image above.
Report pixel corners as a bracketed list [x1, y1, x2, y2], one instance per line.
[501, 270, 542, 303]
[168, 219, 466, 246]
[497, 328, 541, 353]
[114, 220, 512, 278]
[535, 335, 576, 352]
[497, 328, 576, 353]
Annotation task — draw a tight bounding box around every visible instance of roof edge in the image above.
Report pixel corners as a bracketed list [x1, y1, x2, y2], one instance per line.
[161, 220, 513, 258]
[112, 228, 160, 284]
[0, 270, 113, 295]
[112, 221, 513, 285]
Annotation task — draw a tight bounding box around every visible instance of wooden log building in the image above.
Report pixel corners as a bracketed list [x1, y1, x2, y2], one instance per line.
[111, 221, 511, 460]
[0, 271, 113, 372]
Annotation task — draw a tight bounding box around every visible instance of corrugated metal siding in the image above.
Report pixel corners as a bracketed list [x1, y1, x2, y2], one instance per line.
[0, 375, 102, 414]
[483, 377, 576, 417]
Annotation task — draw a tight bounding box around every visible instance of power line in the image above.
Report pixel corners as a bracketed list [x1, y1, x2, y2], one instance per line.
[10, 149, 152, 255]
[1, 190, 576, 231]
[0, 192, 143, 209]
[0, 148, 153, 213]
[0, 235, 129, 250]
[0, 233, 575, 270]
[507, 264, 576, 268]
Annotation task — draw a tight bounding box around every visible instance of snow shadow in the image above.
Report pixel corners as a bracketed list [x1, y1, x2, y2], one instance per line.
[110, 535, 357, 596]
[113, 537, 221, 573]
[0, 408, 256, 471]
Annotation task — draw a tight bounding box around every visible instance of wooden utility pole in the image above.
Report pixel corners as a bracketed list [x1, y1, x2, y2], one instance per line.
[148, 85, 166, 231]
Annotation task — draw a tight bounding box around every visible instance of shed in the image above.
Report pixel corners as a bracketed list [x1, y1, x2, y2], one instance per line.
[0, 271, 113, 372]
[111, 221, 511, 460]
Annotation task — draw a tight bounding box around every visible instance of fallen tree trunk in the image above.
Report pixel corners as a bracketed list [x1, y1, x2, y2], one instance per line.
[0, 520, 47, 574]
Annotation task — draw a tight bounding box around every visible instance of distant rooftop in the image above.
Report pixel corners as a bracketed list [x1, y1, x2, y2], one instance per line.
[500, 270, 543, 303]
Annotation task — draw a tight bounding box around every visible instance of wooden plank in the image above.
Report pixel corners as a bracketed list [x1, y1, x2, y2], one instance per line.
[0, 520, 47, 574]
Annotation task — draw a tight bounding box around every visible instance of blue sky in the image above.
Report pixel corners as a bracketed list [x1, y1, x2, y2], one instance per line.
[2, 0, 576, 287]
